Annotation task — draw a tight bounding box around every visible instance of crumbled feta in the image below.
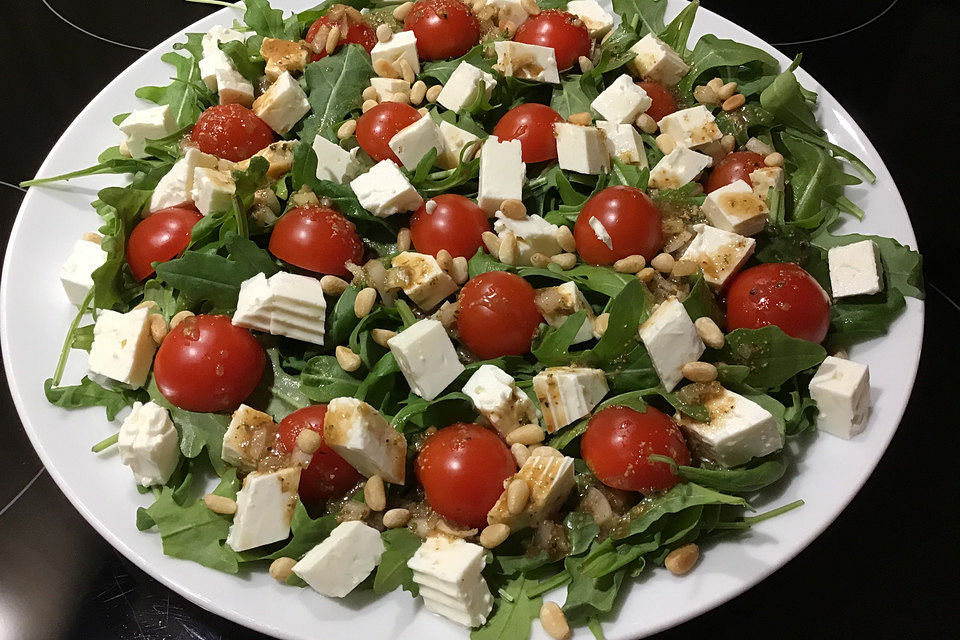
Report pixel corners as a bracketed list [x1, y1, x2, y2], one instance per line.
[493, 212, 562, 265]
[478, 138, 525, 214]
[371, 30, 420, 75]
[118, 105, 178, 159]
[648, 147, 712, 189]
[554, 123, 609, 175]
[60, 237, 107, 306]
[408, 536, 493, 628]
[828, 240, 884, 298]
[487, 455, 575, 529]
[437, 62, 497, 113]
[534, 282, 597, 344]
[215, 64, 255, 107]
[638, 297, 705, 391]
[567, 0, 614, 38]
[232, 271, 327, 345]
[389, 114, 444, 171]
[221, 404, 278, 473]
[293, 521, 385, 597]
[588, 216, 613, 250]
[118, 401, 179, 487]
[808, 356, 871, 439]
[702, 179, 769, 236]
[88, 307, 158, 388]
[493, 41, 560, 83]
[657, 106, 722, 150]
[226, 467, 301, 552]
[369, 77, 412, 101]
[591, 74, 652, 124]
[462, 364, 539, 437]
[252, 71, 310, 135]
[323, 397, 407, 484]
[148, 147, 219, 212]
[533, 366, 609, 432]
[437, 120, 481, 170]
[596, 121, 648, 167]
[627, 34, 690, 86]
[350, 160, 424, 217]
[311, 134, 361, 184]
[749, 166, 784, 201]
[190, 167, 235, 216]
[388, 318, 466, 401]
[391, 251, 459, 310]
[679, 224, 756, 288]
[486, 0, 531, 28]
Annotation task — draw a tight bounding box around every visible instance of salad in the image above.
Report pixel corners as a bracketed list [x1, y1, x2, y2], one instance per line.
[28, 0, 924, 638]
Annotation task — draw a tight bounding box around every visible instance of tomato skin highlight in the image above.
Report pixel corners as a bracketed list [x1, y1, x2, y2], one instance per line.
[355, 102, 422, 164]
[493, 103, 564, 163]
[190, 104, 275, 162]
[457, 271, 542, 359]
[725, 262, 832, 343]
[574, 186, 664, 264]
[636, 82, 678, 121]
[154, 315, 266, 413]
[705, 151, 766, 194]
[268, 205, 364, 278]
[581, 406, 690, 493]
[410, 194, 490, 259]
[513, 10, 592, 71]
[126, 207, 202, 281]
[415, 423, 516, 528]
[306, 12, 377, 61]
[404, 0, 481, 60]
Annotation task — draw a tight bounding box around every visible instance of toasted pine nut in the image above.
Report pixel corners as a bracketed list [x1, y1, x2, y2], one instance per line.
[409, 80, 427, 105]
[134, 300, 159, 311]
[695, 317, 725, 349]
[354, 287, 377, 317]
[426, 84, 443, 103]
[635, 112, 658, 134]
[336, 119, 357, 140]
[170, 310, 194, 328]
[148, 314, 168, 345]
[398, 58, 415, 84]
[498, 231, 518, 265]
[507, 478, 531, 514]
[550, 253, 576, 270]
[373, 58, 399, 79]
[593, 312, 610, 337]
[372, 328, 397, 347]
[578, 55, 594, 72]
[672, 259, 698, 277]
[335, 345, 362, 372]
[511, 442, 530, 467]
[325, 25, 340, 55]
[765, 152, 784, 167]
[471, 0, 485, 12]
[376, 24, 393, 43]
[682, 361, 718, 383]
[555, 225, 576, 253]
[81, 232, 102, 244]
[540, 602, 571, 640]
[435, 300, 459, 329]
[482, 230, 501, 255]
[451, 256, 469, 285]
[665, 543, 700, 575]
[722, 93, 746, 111]
[203, 493, 237, 515]
[650, 253, 675, 273]
[320, 275, 349, 296]
[382, 507, 411, 528]
[521, 0, 540, 15]
[656, 133, 676, 155]
[362, 85, 379, 101]
[614, 254, 645, 273]
[395, 226, 411, 252]
[296, 428, 322, 454]
[393, 1, 414, 20]
[361, 99, 379, 113]
[720, 134, 736, 154]
[567, 111, 592, 126]
[365, 475, 387, 511]
[717, 81, 738, 101]
[417, 106, 429, 117]
[480, 523, 511, 548]
[269, 557, 296, 582]
[436, 249, 453, 273]
[499, 19, 517, 37]
[529, 445, 562, 458]
[637, 266, 656, 282]
[500, 199, 526, 219]
[313, 24, 330, 48]
[693, 84, 718, 105]
[506, 423, 545, 446]
[529, 252, 551, 268]
[707, 77, 724, 92]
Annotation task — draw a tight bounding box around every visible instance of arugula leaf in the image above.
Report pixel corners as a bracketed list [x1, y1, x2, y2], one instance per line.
[518, 264, 635, 297]
[374, 528, 421, 596]
[811, 232, 924, 299]
[532, 311, 589, 367]
[137, 33, 212, 128]
[91, 186, 154, 309]
[300, 355, 361, 401]
[590, 279, 651, 366]
[759, 70, 820, 135]
[20, 146, 166, 186]
[594, 23, 639, 73]
[551, 71, 603, 119]
[71, 324, 95, 351]
[147, 378, 230, 475]
[681, 273, 724, 327]
[469, 248, 514, 278]
[562, 552, 628, 622]
[243, 0, 302, 40]
[472, 576, 542, 640]
[617, 482, 748, 538]
[303, 44, 376, 132]
[606, 345, 659, 394]
[43, 377, 145, 421]
[565, 511, 601, 556]
[650, 455, 787, 494]
[828, 289, 907, 347]
[714, 326, 826, 390]
[392, 392, 474, 434]
[247, 347, 311, 422]
[422, 43, 495, 84]
[612, 0, 668, 37]
[781, 132, 861, 228]
[658, 0, 699, 55]
[219, 38, 266, 85]
[679, 35, 779, 96]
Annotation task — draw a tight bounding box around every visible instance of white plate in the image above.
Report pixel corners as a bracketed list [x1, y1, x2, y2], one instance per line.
[0, 1, 923, 639]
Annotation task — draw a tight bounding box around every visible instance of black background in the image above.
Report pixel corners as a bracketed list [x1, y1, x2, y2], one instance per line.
[1, 1, 958, 639]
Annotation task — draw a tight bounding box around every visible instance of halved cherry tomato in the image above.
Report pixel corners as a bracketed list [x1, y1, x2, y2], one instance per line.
[126, 207, 202, 281]
[416, 423, 516, 528]
[268, 205, 364, 278]
[306, 9, 377, 61]
[582, 405, 691, 493]
[355, 102, 422, 164]
[636, 81, 678, 122]
[190, 104, 275, 162]
[704, 151, 766, 194]
[404, 0, 481, 60]
[493, 103, 564, 163]
[154, 315, 265, 413]
[410, 194, 490, 258]
[725, 262, 831, 343]
[457, 271, 541, 359]
[514, 10, 592, 71]
[574, 186, 664, 264]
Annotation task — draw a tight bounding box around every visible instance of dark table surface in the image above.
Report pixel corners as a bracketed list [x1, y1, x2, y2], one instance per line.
[1, 1, 957, 639]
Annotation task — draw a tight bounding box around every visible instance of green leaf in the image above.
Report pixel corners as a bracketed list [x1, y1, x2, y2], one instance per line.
[137, 34, 212, 128]
[147, 378, 230, 475]
[759, 70, 821, 135]
[681, 272, 724, 327]
[247, 347, 311, 422]
[551, 71, 603, 119]
[606, 345, 659, 394]
[811, 232, 924, 300]
[374, 528, 421, 596]
[781, 132, 861, 227]
[650, 455, 787, 494]
[472, 576, 542, 640]
[300, 355, 361, 401]
[612, 0, 668, 37]
[562, 551, 628, 623]
[70, 324, 95, 351]
[243, 0, 302, 39]
[828, 289, 907, 347]
[715, 326, 827, 390]
[43, 377, 145, 421]
[679, 34, 780, 95]
[617, 482, 748, 538]
[591, 279, 652, 366]
[304, 44, 376, 132]
[565, 511, 601, 556]
[532, 311, 589, 367]
[219, 38, 266, 85]
[782, 127, 875, 184]
[422, 43, 495, 84]
[91, 186, 154, 310]
[518, 264, 634, 298]
[468, 248, 514, 278]
[659, 0, 699, 55]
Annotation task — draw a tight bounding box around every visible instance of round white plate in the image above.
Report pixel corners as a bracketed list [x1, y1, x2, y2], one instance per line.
[1, 1, 923, 639]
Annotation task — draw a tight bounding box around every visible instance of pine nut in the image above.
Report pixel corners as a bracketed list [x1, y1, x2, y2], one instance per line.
[693, 84, 718, 105]
[393, 1, 414, 20]
[361, 99, 379, 113]
[482, 230, 500, 255]
[480, 523, 511, 548]
[576, 55, 594, 73]
[396, 227, 411, 252]
[695, 317, 725, 349]
[335, 345, 361, 372]
[717, 81, 738, 101]
[567, 111, 592, 126]
[269, 557, 296, 583]
[706, 77, 724, 92]
[313, 25, 330, 49]
[296, 428, 322, 454]
[376, 24, 393, 43]
[500, 199, 526, 219]
[409, 80, 427, 105]
[637, 266, 656, 282]
[383, 91, 407, 104]
[656, 133, 676, 155]
[550, 253, 576, 270]
[81, 232, 102, 244]
[417, 107, 429, 117]
[334, 119, 357, 141]
[506, 478, 530, 514]
[372, 328, 397, 347]
[764, 152, 784, 167]
[672, 259, 698, 277]
[134, 300, 159, 311]
[398, 58, 415, 84]
[500, 19, 517, 37]
[435, 300, 459, 329]
[506, 423, 545, 446]
[325, 25, 340, 55]
[555, 225, 576, 253]
[720, 134, 736, 154]
[471, 0, 485, 12]
[521, 0, 540, 15]
[320, 275, 349, 296]
[529, 445, 562, 458]
[354, 287, 377, 317]
[593, 312, 610, 337]
[426, 198, 437, 213]
[635, 112, 658, 134]
[664, 543, 699, 575]
[365, 475, 387, 511]
[529, 252, 551, 268]
[362, 85, 379, 101]
[382, 507, 411, 528]
[203, 493, 237, 515]
[170, 310, 194, 328]
[682, 361, 718, 383]
[498, 231, 518, 265]
[722, 93, 746, 111]
[540, 602, 571, 640]
[511, 442, 530, 467]
[651, 253, 675, 273]
[436, 249, 453, 273]
[451, 256, 469, 285]
[426, 84, 443, 103]
[614, 254, 645, 273]
[374, 58, 399, 79]
[144, 313, 166, 345]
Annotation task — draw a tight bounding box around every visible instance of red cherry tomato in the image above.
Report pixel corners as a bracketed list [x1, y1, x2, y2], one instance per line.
[726, 262, 831, 343]
[404, 0, 481, 60]
[355, 102, 422, 164]
[574, 186, 664, 264]
[513, 10, 592, 71]
[582, 406, 691, 493]
[415, 423, 516, 528]
[409, 194, 490, 259]
[268, 205, 364, 278]
[305, 10, 377, 61]
[154, 315, 266, 413]
[457, 271, 541, 359]
[277, 405, 365, 510]
[704, 152, 766, 194]
[636, 82, 678, 121]
[126, 207, 202, 281]
[493, 103, 564, 163]
[190, 104, 275, 162]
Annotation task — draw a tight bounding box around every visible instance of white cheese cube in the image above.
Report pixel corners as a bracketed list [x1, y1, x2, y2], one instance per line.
[702, 179, 769, 236]
[371, 30, 420, 75]
[638, 297, 705, 391]
[808, 356, 871, 439]
[215, 65, 255, 107]
[293, 521, 385, 597]
[408, 536, 493, 628]
[627, 34, 690, 86]
[477, 137, 525, 214]
[567, 0, 614, 37]
[493, 212, 562, 265]
[437, 61, 497, 113]
[749, 166, 784, 201]
[588, 216, 613, 250]
[591, 74, 651, 124]
[369, 77, 411, 101]
[487, 455, 575, 529]
[232, 271, 327, 345]
[388, 318, 466, 401]
[486, 0, 530, 29]
[493, 41, 560, 83]
[596, 121, 648, 167]
[118, 105, 178, 159]
[533, 366, 609, 432]
[148, 147, 219, 212]
[311, 134, 361, 184]
[88, 307, 158, 388]
[648, 147, 712, 190]
[252, 71, 310, 135]
[226, 467, 301, 552]
[827, 240, 883, 298]
[679, 224, 756, 288]
[677, 388, 784, 467]
[60, 237, 107, 306]
[191, 167, 235, 216]
[462, 364, 539, 437]
[199, 25, 246, 90]
[391, 251, 459, 310]
[118, 401, 179, 487]
[554, 123, 610, 175]
[437, 120, 481, 170]
[388, 114, 444, 171]
[658, 105, 721, 150]
[534, 282, 596, 343]
[323, 397, 407, 484]
[350, 160, 424, 217]
[221, 404, 278, 473]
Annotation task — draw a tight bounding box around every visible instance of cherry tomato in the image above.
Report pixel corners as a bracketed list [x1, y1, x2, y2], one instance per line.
[726, 262, 831, 343]
[305, 10, 377, 61]
[493, 103, 564, 163]
[704, 151, 766, 194]
[409, 194, 490, 259]
[457, 271, 541, 359]
[268, 205, 364, 278]
[574, 186, 664, 264]
[154, 315, 266, 413]
[513, 10, 592, 71]
[190, 104, 275, 162]
[636, 81, 678, 121]
[355, 102, 422, 164]
[416, 423, 516, 528]
[582, 406, 691, 493]
[277, 405, 365, 511]
[404, 0, 481, 60]
[126, 207, 202, 281]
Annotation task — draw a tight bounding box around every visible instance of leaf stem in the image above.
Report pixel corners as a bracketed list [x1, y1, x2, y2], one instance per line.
[21, 165, 112, 187]
[713, 499, 805, 530]
[526, 570, 571, 597]
[53, 290, 93, 386]
[91, 433, 120, 453]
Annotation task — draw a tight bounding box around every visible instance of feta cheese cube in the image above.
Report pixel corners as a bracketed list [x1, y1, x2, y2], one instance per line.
[486, 0, 530, 28]
[391, 251, 459, 310]
[809, 356, 871, 439]
[252, 71, 310, 135]
[388, 114, 444, 171]
[215, 65, 255, 107]
[749, 166, 784, 201]
[638, 297, 705, 391]
[408, 536, 493, 628]
[60, 237, 107, 306]
[388, 318, 466, 401]
[232, 140, 297, 179]
[437, 62, 497, 113]
[487, 455, 575, 529]
[232, 271, 327, 345]
[596, 121, 648, 167]
[828, 240, 883, 298]
[437, 120, 481, 170]
[191, 167, 235, 216]
[677, 387, 784, 467]
[311, 134, 361, 184]
[369, 77, 411, 101]
[118, 105, 178, 159]
[493, 41, 559, 84]
[462, 364, 539, 437]
[478, 137, 525, 214]
[88, 307, 158, 388]
[534, 282, 596, 343]
[702, 179, 769, 236]
[533, 366, 608, 432]
[588, 216, 613, 250]
[567, 0, 614, 37]
[221, 404, 279, 473]
[148, 147, 219, 212]
[493, 212, 562, 265]
[293, 521, 385, 597]
[627, 34, 690, 87]
[371, 30, 420, 75]
[118, 401, 179, 487]
[658, 106, 722, 150]
[199, 25, 246, 90]
[679, 224, 756, 288]
[591, 74, 652, 124]
[554, 123, 610, 175]
[226, 467, 301, 552]
[350, 160, 424, 217]
[323, 397, 407, 484]
[648, 147, 712, 189]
